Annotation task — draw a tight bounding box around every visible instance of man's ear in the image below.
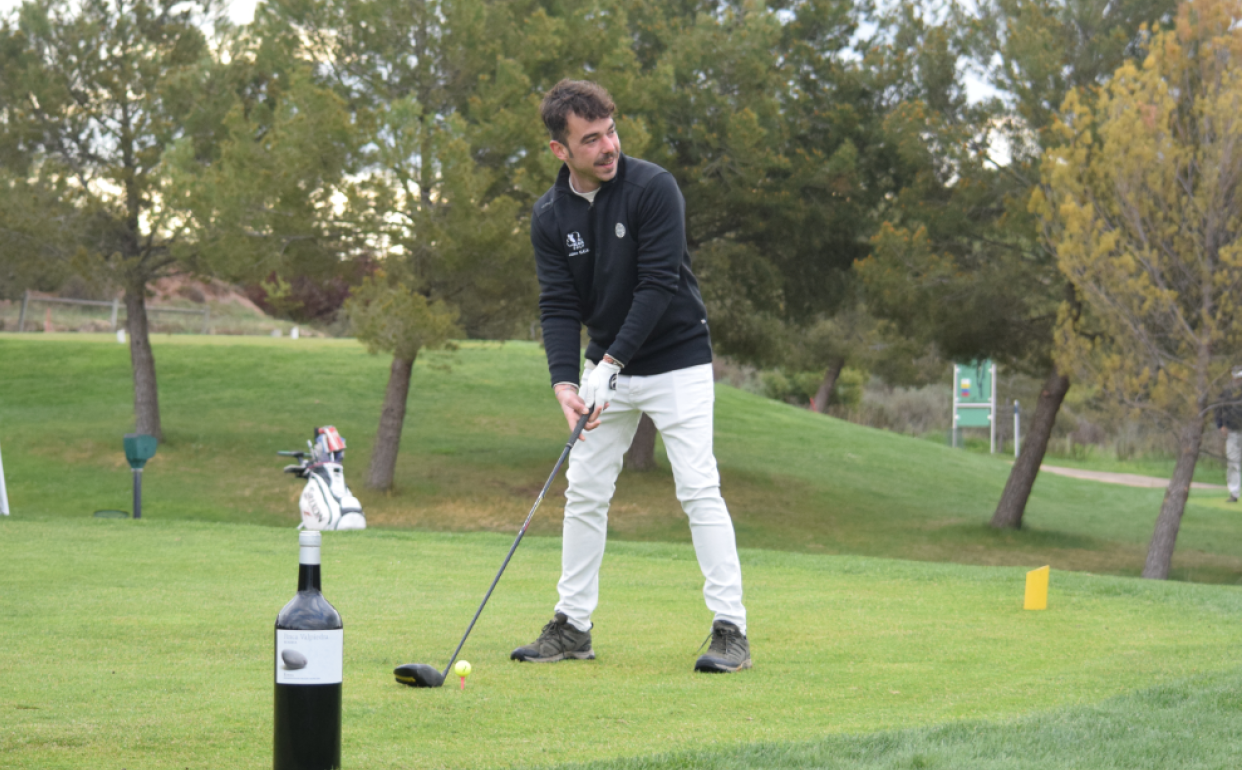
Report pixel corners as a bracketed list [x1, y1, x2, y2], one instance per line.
[549, 138, 570, 162]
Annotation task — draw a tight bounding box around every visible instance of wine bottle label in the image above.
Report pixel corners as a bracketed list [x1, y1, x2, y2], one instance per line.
[275, 630, 343, 685]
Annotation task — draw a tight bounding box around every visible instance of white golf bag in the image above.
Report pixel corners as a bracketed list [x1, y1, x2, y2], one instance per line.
[280, 426, 366, 531]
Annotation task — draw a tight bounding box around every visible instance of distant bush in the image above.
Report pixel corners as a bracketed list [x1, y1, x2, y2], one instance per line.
[755, 367, 866, 410]
[760, 369, 823, 407]
[834, 378, 950, 436]
[716, 357, 1233, 471]
[716, 357, 948, 434]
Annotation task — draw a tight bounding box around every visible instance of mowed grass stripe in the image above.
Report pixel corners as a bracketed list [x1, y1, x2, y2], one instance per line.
[0, 519, 1238, 769]
[544, 668, 1241, 770]
[0, 334, 1238, 582]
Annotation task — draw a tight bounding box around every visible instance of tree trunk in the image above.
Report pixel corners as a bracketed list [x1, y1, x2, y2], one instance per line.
[811, 357, 846, 414]
[367, 355, 415, 491]
[1142, 415, 1206, 579]
[625, 413, 658, 472]
[990, 366, 1070, 528]
[124, 279, 163, 441]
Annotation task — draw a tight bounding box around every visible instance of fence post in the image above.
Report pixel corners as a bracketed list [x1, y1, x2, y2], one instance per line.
[110, 298, 120, 331]
[1013, 400, 1021, 459]
[0, 437, 9, 515]
[989, 362, 997, 454]
[18, 289, 29, 333]
[950, 364, 957, 447]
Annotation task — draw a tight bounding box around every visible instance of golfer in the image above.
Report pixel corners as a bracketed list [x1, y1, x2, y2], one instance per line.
[511, 79, 751, 673]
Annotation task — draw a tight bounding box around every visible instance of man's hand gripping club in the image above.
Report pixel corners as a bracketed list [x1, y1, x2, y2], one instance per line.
[555, 356, 622, 440]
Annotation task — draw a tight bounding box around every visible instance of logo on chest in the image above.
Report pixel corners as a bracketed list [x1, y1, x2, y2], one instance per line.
[565, 231, 589, 257]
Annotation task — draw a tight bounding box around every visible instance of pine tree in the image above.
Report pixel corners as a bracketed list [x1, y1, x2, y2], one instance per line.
[0, 0, 228, 440]
[254, 0, 546, 489]
[858, 0, 1174, 527]
[1036, 0, 1241, 578]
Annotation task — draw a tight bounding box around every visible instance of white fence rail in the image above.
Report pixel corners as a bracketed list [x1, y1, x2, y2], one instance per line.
[17, 289, 209, 334]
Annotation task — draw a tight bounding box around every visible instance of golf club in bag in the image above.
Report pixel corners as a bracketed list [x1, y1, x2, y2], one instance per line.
[394, 410, 592, 688]
[279, 426, 367, 531]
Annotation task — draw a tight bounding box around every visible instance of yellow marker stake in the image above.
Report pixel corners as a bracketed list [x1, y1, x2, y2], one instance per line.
[1024, 565, 1049, 610]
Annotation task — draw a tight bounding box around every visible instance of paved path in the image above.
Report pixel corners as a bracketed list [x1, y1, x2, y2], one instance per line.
[1040, 464, 1223, 490]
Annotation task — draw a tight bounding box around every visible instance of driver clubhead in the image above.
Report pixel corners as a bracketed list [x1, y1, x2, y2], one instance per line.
[394, 663, 445, 688]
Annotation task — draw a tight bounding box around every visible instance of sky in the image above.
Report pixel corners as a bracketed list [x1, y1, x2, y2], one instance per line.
[0, 0, 258, 21]
[220, 0, 258, 22]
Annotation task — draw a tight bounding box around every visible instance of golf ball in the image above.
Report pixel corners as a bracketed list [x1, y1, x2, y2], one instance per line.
[454, 660, 472, 678]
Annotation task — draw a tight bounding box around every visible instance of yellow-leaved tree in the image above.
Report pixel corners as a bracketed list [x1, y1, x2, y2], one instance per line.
[1033, 0, 1241, 579]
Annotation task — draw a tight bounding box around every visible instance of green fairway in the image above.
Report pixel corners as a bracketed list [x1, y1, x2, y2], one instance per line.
[547, 669, 1241, 769]
[0, 334, 1239, 582]
[0, 518, 1239, 769]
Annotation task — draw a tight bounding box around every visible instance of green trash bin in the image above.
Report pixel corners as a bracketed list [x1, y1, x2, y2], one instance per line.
[123, 434, 157, 518]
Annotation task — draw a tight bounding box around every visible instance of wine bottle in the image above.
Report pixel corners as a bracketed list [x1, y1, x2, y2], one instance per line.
[274, 530, 343, 770]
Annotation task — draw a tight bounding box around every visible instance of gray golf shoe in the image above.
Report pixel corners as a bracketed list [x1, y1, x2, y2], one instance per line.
[694, 620, 752, 673]
[510, 612, 595, 662]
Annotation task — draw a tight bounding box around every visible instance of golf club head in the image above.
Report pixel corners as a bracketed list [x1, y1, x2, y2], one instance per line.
[394, 663, 445, 688]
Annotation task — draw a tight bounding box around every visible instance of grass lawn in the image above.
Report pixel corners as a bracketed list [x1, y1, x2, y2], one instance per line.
[548, 669, 1241, 769]
[0, 518, 1239, 769]
[0, 334, 1238, 583]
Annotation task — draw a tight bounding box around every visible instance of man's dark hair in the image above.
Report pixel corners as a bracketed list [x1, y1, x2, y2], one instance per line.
[540, 79, 616, 146]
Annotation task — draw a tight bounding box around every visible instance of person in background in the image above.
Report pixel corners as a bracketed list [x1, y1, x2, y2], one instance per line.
[1215, 366, 1241, 503]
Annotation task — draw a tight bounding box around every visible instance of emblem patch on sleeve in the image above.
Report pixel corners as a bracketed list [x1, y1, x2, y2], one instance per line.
[615, 223, 626, 238]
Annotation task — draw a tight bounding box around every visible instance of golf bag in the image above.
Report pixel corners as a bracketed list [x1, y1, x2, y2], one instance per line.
[280, 426, 366, 531]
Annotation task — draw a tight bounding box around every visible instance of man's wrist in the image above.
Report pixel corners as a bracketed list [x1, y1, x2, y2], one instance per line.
[601, 353, 621, 368]
[554, 382, 579, 396]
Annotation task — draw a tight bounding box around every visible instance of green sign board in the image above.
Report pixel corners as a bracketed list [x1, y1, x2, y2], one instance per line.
[954, 361, 993, 429]
[955, 362, 992, 404]
[956, 407, 992, 428]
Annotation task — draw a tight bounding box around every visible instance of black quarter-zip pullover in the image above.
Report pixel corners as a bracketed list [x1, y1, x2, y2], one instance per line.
[532, 155, 713, 387]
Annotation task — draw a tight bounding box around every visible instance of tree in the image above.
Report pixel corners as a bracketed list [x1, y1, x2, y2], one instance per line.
[1035, 0, 1241, 579]
[344, 273, 459, 490]
[0, 171, 77, 301]
[858, 0, 1173, 528]
[970, 0, 1175, 149]
[610, 2, 908, 418]
[558, 2, 907, 455]
[253, 0, 545, 489]
[166, 44, 361, 318]
[0, 0, 225, 440]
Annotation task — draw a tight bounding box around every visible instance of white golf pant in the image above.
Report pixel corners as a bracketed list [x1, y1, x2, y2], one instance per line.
[1227, 431, 1240, 498]
[555, 363, 747, 634]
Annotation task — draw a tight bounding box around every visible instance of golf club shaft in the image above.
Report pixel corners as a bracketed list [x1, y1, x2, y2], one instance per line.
[439, 410, 593, 680]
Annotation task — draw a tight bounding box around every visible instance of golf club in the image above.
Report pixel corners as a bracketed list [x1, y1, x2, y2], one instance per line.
[394, 409, 593, 688]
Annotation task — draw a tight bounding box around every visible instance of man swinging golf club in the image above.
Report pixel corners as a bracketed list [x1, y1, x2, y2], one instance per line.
[512, 79, 751, 673]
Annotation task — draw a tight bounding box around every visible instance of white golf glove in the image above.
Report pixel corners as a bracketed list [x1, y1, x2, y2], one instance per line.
[579, 357, 622, 411]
